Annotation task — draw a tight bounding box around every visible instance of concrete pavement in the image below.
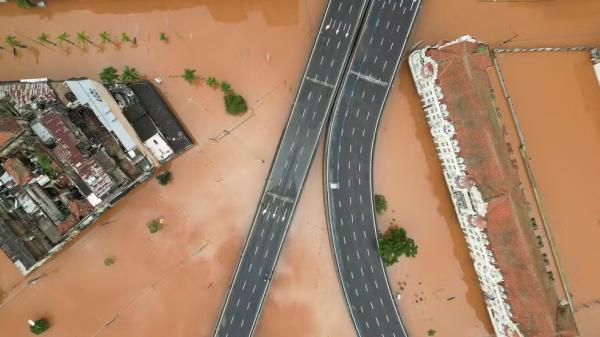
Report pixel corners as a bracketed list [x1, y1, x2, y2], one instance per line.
[324, 0, 422, 336]
[212, 1, 371, 336]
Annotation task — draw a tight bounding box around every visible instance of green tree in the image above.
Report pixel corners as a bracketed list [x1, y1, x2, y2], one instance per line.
[99, 31, 112, 44]
[37, 33, 55, 46]
[104, 256, 115, 266]
[120, 32, 131, 43]
[99, 66, 119, 84]
[206, 76, 218, 88]
[156, 171, 172, 185]
[220, 81, 232, 93]
[121, 66, 140, 83]
[182, 68, 197, 84]
[378, 226, 418, 266]
[56, 32, 74, 45]
[35, 150, 58, 179]
[29, 318, 49, 335]
[428, 329, 436, 336]
[147, 219, 162, 234]
[224, 92, 248, 115]
[16, 0, 36, 8]
[374, 194, 387, 215]
[76, 31, 93, 45]
[159, 32, 168, 42]
[5, 35, 26, 49]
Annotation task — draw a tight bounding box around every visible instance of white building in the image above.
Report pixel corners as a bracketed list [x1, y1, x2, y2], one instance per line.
[409, 36, 524, 337]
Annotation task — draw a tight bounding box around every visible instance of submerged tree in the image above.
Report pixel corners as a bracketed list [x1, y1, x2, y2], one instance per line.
[29, 318, 49, 335]
[120, 32, 131, 43]
[56, 32, 74, 45]
[220, 81, 232, 93]
[378, 226, 418, 267]
[205, 76, 218, 88]
[37, 33, 55, 46]
[99, 66, 119, 84]
[99, 31, 112, 44]
[374, 194, 387, 215]
[224, 92, 248, 115]
[5, 35, 26, 49]
[76, 31, 94, 46]
[16, 0, 36, 8]
[121, 66, 140, 83]
[182, 68, 197, 84]
[156, 171, 172, 185]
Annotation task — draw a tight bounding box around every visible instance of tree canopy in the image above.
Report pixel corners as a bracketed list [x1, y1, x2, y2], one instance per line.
[374, 194, 387, 214]
[182, 68, 197, 84]
[121, 66, 140, 83]
[16, 0, 35, 9]
[100, 67, 119, 84]
[224, 92, 248, 115]
[378, 226, 417, 266]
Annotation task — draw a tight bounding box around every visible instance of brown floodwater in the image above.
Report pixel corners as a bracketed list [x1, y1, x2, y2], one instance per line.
[493, 51, 600, 336]
[0, 0, 598, 336]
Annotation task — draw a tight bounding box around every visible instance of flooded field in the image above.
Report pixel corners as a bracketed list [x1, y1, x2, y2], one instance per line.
[0, 0, 598, 336]
[494, 51, 600, 336]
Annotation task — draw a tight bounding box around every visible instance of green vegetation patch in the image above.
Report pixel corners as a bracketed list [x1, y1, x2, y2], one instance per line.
[224, 92, 248, 115]
[156, 171, 172, 186]
[374, 194, 387, 215]
[147, 219, 162, 234]
[378, 226, 418, 266]
[29, 318, 49, 335]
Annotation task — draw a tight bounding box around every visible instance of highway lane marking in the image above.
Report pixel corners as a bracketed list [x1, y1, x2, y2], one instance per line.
[236, 298, 240, 307]
[370, 265, 374, 273]
[248, 263, 253, 272]
[374, 55, 378, 64]
[366, 111, 371, 119]
[301, 108, 306, 118]
[347, 177, 351, 187]
[340, 217, 344, 226]
[352, 127, 355, 135]
[307, 90, 312, 100]
[390, 41, 395, 50]
[346, 254, 350, 262]
[360, 145, 364, 154]
[366, 248, 370, 256]
[351, 271, 354, 279]
[386, 314, 390, 322]
[358, 177, 362, 185]
[252, 284, 256, 294]
[353, 231, 357, 240]
[351, 214, 354, 223]
[380, 37, 385, 46]
[362, 129, 366, 137]
[370, 301, 374, 309]
[240, 319, 245, 328]
[312, 110, 317, 120]
[376, 317, 380, 327]
[356, 250, 361, 259]
[343, 235, 346, 244]
[380, 297, 384, 307]
[365, 321, 370, 329]
[242, 281, 247, 290]
[349, 70, 388, 86]
[360, 266, 364, 276]
[374, 280, 379, 289]
[260, 228, 265, 237]
[247, 301, 251, 310]
[386, 20, 391, 30]
[299, 146, 304, 155]
[361, 213, 365, 222]
[306, 129, 311, 138]
[264, 249, 269, 258]
[358, 162, 362, 172]
[383, 60, 388, 71]
[355, 288, 359, 296]
[258, 266, 263, 275]
[270, 232, 275, 240]
[355, 107, 360, 117]
[349, 195, 352, 205]
[360, 305, 364, 313]
[403, 7, 407, 14]
[231, 314, 236, 324]
[363, 230, 367, 238]
[365, 283, 369, 293]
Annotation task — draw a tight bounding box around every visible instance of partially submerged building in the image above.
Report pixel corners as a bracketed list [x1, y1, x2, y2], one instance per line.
[409, 36, 577, 337]
[0, 79, 191, 274]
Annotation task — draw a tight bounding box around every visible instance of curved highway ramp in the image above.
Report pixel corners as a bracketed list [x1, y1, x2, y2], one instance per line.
[212, 1, 371, 337]
[324, 0, 422, 336]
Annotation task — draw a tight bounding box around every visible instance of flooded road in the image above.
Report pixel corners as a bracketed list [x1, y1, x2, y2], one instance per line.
[0, 0, 598, 336]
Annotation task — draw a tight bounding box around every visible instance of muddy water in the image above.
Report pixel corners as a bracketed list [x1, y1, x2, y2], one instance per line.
[0, 0, 599, 336]
[494, 51, 600, 336]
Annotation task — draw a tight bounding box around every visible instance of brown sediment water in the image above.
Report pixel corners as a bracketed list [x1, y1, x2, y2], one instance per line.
[493, 51, 600, 336]
[0, 0, 598, 336]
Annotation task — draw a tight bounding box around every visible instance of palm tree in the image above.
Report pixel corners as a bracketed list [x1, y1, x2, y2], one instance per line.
[121, 66, 140, 83]
[37, 33, 56, 46]
[99, 31, 112, 44]
[220, 81, 232, 93]
[120, 33, 131, 43]
[182, 68, 197, 84]
[159, 32, 168, 42]
[57, 32, 74, 45]
[16, 0, 36, 8]
[100, 66, 119, 84]
[76, 31, 93, 45]
[206, 76, 218, 88]
[4, 35, 26, 49]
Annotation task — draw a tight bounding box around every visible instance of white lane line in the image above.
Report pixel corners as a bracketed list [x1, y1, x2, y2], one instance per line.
[248, 263, 252, 272]
[264, 249, 269, 258]
[375, 317, 380, 327]
[240, 319, 245, 328]
[353, 231, 357, 241]
[343, 235, 347, 244]
[270, 232, 275, 240]
[254, 246, 259, 255]
[365, 321, 370, 329]
[363, 230, 367, 238]
[360, 266, 364, 276]
[365, 283, 369, 292]
[242, 281, 247, 290]
[370, 301, 374, 309]
[346, 254, 350, 262]
[350, 271, 354, 279]
[252, 284, 256, 294]
[246, 301, 251, 310]
[375, 280, 379, 289]
[386, 314, 390, 322]
[258, 266, 263, 275]
[356, 250, 360, 260]
[230, 314, 236, 324]
[370, 265, 374, 273]
[236, 298, 241, 307]
[380, 297, 385, 307]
